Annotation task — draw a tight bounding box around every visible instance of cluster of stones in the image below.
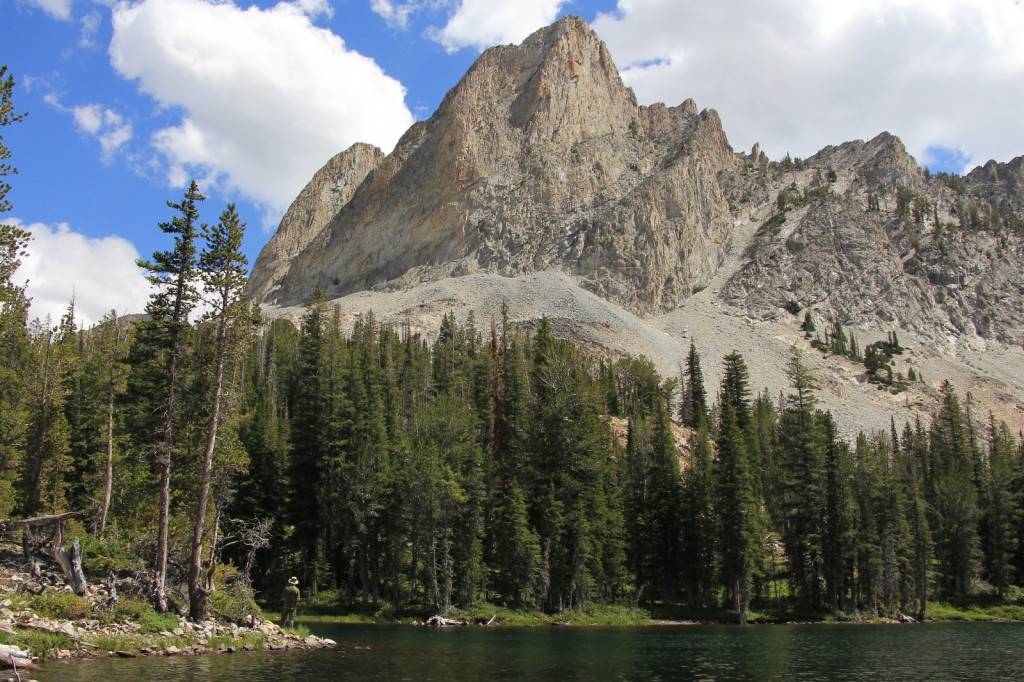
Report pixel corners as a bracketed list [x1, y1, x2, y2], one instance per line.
[0, 599, 333, 662]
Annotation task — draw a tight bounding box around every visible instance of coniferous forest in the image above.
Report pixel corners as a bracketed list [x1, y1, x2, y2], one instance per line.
[4, 74, 1024, 625]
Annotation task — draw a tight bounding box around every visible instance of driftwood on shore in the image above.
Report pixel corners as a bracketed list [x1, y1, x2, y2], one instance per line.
[1, 511, 89, 596]
[425, 614, 497, 627]
[0, 643, 39, 671]
[425, 615, 467, 627]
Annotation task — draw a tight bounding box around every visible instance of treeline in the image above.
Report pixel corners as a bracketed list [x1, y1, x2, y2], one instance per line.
[3, 190, 1024, 622]
[232, 307, 1022, 621]
[3, 70, 1024, 622]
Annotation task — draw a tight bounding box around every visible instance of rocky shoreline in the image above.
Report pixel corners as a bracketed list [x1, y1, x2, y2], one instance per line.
[0, 545, 334, 674]
[0, 606, 334, 663]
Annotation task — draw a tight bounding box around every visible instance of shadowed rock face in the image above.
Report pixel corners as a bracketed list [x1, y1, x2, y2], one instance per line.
[250, 15, 1024, 346]
[248, 143, 384, 305]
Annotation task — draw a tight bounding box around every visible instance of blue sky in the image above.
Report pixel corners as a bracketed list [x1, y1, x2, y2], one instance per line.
[4, 0, 1024, 325]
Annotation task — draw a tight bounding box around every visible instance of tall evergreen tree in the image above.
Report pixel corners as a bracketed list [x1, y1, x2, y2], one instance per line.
[715, 352, 760, 621]
[287, 291, 330, 590]
[135, 180, 203, 611]
[24, 308, 76, 515]
[821, 413, 854, 613]
[680, 424, 716, 606]
[188, 203, 254, 620]
[0, 65, 30, 519]
[85, 312, 131, 536]
[929, 381, 981, 596]
[488, 477, 542, 607]
[776, 350, 826, 609]
[680, 341, 708, 429]
[982, 415, 1019, 597]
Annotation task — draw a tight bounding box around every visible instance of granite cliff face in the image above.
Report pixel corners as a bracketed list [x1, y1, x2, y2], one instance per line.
[250, 15, 1024, 349]
[253, 16, 736, 316]
[248, 143, 384, 305]
[721, 134, 1024, 344]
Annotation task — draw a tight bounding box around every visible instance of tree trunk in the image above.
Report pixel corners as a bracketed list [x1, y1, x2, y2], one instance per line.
[99, 374, 115, 537]
[27, 329, 53, 515]
[154, 391, 174, 613]
[52, 537, 88, 596]
[188, 314, 227, 621]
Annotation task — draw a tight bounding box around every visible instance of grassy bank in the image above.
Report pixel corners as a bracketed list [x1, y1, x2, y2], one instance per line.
[0, 588, 323, 661]
[277, 593, 1024, 628]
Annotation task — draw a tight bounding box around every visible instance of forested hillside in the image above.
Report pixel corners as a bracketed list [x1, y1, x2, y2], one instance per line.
[3, 68, 1024, 626]
[3, 185, 1023, 622]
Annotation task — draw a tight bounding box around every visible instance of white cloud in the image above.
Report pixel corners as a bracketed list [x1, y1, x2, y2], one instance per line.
[11, 219, 150, 327]
[371, 0, 417, 29]
[427, 0, 566, 53]
[44, 95, 134, 162]
[25, 0, 75, 21]
[591, 0, 1024, 170]
[80, 10, 102, 47]
[109, 0, 415, 220]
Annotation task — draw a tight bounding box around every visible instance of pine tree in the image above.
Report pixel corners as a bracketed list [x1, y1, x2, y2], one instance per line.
[801, 311, 816, 338]
[715, 351, 759, 621]
[188, 203, 254, 620]
[287, 291, 330, 590]
[488, 478, 542, 607]
[680, 341, 708, 429]
[982, 415, 1019, 597]
[231, 318, 296, 593]
[24, 307, 77, 515]
[680, 424, 716, 606]
[87, 312, 131, 537]
[821, 413, 854, 613]
[929, 381, 981, 596]
[135, 180, 203, 611]
[648, 397, 683, 602]
[0, 65, 30, 518]
[776, 349, 826, 609]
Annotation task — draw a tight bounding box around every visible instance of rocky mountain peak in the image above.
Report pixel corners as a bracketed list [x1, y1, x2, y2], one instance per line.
[253, 14, 736, 315]
[250, 16, 1022, 350]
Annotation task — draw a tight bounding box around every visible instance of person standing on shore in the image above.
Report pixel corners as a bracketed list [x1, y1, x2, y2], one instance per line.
[281, 576, 300, 628]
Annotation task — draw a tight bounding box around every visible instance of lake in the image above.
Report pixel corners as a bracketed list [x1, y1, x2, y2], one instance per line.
[33, 621, 1024, 681]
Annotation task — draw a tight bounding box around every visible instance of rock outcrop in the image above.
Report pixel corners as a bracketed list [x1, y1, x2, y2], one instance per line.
[248, 143, 384, 305]
[255, 16, 736, 316]
[249, 15, 1024, 349]
[721, 134, 1024, 344]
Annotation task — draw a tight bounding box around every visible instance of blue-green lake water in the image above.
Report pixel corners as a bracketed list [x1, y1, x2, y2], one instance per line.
[34, 621, 1024, 681]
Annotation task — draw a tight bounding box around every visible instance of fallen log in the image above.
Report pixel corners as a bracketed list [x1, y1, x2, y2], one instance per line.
[0, 643, 39, 671]
[0, 512, 84, 536]
[425, 615, 466, 627]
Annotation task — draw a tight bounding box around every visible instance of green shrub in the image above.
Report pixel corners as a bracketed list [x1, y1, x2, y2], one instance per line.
[113, 600, 180, 634]
[17, 630, 72, 660]
[80, 533, 142, 574]
[31, 591, 92, 620]
[208, 563, 261, 623]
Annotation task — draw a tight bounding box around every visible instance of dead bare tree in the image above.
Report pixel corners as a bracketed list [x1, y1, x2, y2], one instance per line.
[1, 512, 88, 595]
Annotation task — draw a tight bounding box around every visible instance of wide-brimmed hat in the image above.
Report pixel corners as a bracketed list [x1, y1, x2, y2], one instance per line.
[288, 576, 299, 585]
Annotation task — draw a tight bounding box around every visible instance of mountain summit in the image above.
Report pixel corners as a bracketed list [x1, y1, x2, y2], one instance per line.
[250, 16, 736, 315]
[248, 16, 1024, 435]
